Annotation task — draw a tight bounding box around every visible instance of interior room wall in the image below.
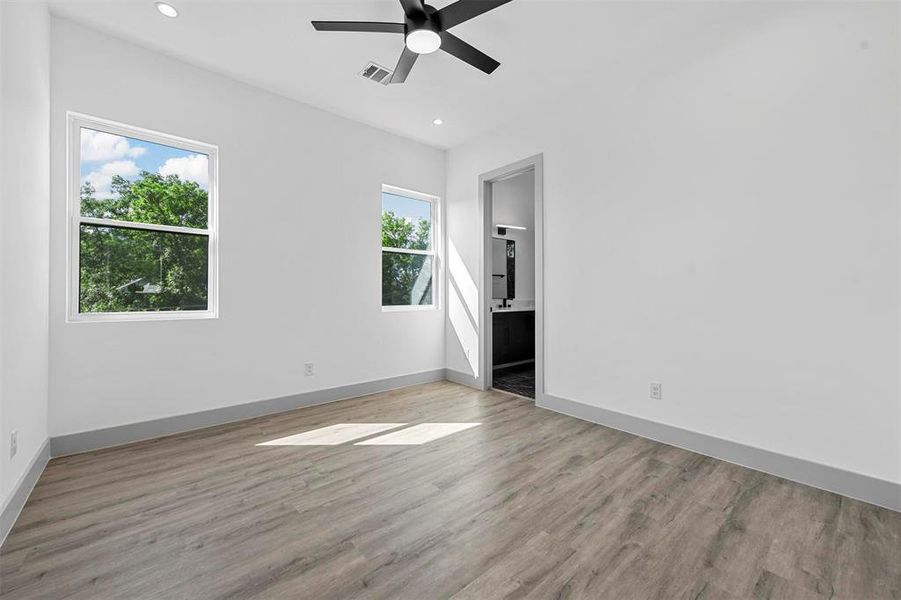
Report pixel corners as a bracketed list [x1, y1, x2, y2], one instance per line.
[492, 170, 535, 304]
[0, 2, 51, 509]
[49, 18, 445, 438]
[445, 1, 901, 485]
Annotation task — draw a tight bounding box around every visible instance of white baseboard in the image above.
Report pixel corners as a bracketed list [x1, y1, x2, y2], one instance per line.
[9, 374, 896, 552]
[51, 369, 446, 457]
[539, 393, 901, 512]
[1, 438, 50, 547]
[444, 368, 480, 389]
[4, 370, 448, 547]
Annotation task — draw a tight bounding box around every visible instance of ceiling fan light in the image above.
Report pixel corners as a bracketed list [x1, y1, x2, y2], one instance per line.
[155, 2, 178, 18]
[406, 29, 441, 54]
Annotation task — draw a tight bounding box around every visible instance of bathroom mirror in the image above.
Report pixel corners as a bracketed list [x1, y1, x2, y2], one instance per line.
[492, 238, 515, 300]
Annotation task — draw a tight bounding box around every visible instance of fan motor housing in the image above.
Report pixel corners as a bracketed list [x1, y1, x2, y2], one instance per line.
[404, 7, 441, 37]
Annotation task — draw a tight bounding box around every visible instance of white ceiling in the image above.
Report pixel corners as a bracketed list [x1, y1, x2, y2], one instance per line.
[48, 1, 728, 148]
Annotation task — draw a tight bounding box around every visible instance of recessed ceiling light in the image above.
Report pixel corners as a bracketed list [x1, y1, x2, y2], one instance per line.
[432, 118, 444, 126]
[155, 2, 178, 18]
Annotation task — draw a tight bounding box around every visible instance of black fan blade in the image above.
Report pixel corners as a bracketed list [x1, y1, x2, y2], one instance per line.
[390, 47, 419, 83]
[436, 0, 513, 29]
[399, 0, 425, 18]
[439, 32, 500, 74]
[311, 21, 405, 34]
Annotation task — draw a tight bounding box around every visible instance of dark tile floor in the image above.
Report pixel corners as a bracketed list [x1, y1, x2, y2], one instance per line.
[492, 363, 535, 399]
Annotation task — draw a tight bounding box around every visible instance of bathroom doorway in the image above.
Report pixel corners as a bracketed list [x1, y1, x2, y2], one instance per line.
[479, 155, 543, 401]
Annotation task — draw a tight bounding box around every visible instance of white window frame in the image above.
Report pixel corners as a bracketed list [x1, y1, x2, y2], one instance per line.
[66, 112, 219, 322]
[381, 184, 440, 312]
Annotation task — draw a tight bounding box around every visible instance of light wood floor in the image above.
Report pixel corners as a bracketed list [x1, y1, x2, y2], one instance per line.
[2, 381, 900, 599]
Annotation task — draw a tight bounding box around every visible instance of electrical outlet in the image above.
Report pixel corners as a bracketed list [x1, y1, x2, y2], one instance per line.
[10, 431, 17, 459]
[649, 382, 662, 400]
[304, 362, 315, 376]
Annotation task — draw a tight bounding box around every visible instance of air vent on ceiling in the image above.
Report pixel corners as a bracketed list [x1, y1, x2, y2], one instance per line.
[360, 62, 393, 85]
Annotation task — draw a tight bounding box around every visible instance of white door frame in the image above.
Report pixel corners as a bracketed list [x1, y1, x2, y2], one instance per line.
[478, 154, 544, 402]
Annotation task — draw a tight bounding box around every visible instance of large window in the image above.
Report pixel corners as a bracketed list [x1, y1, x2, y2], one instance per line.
[381, 185, 438, 309]
[68, 113, 218, 321]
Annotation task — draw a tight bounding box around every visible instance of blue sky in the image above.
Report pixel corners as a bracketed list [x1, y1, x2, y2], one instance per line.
[382, 192, 431, 224]
[80, 128, 208, 199]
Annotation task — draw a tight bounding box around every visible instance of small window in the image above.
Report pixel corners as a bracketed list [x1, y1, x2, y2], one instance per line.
[68, 113, 218, 321]
[381, 185, 438, 309]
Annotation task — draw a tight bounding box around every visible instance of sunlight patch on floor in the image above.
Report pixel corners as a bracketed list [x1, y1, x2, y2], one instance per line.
[355, 422, 481, 446]
[256, 423, 406, 446]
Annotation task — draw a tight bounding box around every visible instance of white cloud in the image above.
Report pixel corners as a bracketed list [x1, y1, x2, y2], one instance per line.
[82, 160, 140, 199]
[80, 129, 146, 162]
[158, 154, 208, 189]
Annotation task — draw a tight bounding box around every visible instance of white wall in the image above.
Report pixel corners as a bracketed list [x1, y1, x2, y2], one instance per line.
[49, 19, 445, 437]
[1, 2, 51, 507]
[446, 2, 901, 484]
[492, 170, 534, 304]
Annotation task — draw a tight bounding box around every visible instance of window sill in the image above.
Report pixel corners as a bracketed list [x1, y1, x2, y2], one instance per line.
[381, 305, 438, 313]
[67, 310, 218, 323]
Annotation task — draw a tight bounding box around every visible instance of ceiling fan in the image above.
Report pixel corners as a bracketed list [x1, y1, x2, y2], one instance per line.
[312, 0, 513, 84]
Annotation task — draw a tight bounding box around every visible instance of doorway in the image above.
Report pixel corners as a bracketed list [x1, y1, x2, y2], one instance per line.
[479, 155, 543, 401]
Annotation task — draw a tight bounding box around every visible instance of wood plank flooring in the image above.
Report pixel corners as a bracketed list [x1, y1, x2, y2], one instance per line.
[1, 381, 899, 599]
